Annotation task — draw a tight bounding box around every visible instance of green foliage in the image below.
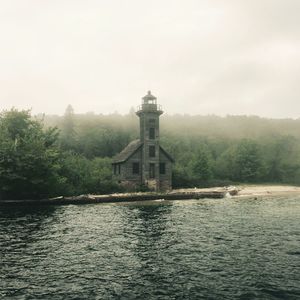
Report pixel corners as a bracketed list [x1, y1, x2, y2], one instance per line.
[172, 164, 192, 188]
[215, 140, 261, 182]
[2, 108, 300, 200]
[60, 105, 76, 150]
[260, 135, 300, 183]
[75, 127, 132, 158]
[190, 146, 213, 181]
[0, 109, 122, 199]
[59, 153, 120, 195]
[0, 109, 63, 199]
[235, 140, 262, 182]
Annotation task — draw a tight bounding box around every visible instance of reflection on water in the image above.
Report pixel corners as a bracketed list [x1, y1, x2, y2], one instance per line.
[0, 205, 58, 247]
[0, 196, 300, 299]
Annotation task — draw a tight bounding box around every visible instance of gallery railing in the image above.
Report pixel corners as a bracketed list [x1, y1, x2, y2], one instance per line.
[136, 104, 163, 112]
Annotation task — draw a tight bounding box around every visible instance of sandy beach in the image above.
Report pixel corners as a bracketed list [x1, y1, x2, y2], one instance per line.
[173, 184, 300, 198]
[234, 185, 300, 197]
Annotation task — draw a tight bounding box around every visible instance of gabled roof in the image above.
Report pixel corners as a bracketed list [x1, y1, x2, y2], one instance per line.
[142, 90, 157, 101]
[112, 140, 143, 164]
[160, 146, 175, 163]
[112, 140, 175, 164]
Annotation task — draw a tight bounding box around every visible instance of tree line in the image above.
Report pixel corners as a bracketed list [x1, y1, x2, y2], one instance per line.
[1, 106, 300, 199]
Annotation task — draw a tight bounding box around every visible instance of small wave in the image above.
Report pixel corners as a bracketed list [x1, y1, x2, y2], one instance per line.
[286, 250, 300, 256]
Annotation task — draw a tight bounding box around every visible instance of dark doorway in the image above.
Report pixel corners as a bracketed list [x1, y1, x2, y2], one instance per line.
[149, 163, 155, 179]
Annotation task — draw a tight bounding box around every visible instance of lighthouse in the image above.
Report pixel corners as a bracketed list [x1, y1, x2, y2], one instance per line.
[112, 91, 174, 191]
[136, 91, 163, 190]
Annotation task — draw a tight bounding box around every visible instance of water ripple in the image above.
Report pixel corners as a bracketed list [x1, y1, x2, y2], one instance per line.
[0, 196, 299, 299]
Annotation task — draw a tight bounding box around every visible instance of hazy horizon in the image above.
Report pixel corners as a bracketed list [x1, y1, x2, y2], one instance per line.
[1, 0, 299, 118]
[35, 109, 300, 120]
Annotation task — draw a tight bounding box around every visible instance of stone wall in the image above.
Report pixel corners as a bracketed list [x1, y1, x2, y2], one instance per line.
[112, 145, 173, 192]
[159, 148, 172, 190]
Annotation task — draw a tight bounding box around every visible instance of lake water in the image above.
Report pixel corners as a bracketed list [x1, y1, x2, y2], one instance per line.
[0, 196, 299, 299]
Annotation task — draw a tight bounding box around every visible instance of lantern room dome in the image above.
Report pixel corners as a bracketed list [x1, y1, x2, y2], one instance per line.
[136, 91, 162, 115]
[142, 91, 157, 104]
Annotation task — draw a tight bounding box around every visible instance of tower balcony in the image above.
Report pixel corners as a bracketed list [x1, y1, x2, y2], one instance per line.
[136, 103, 163, 114]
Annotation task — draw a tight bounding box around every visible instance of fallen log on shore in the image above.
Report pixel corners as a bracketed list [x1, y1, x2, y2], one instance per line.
[0, 189, 230, 206]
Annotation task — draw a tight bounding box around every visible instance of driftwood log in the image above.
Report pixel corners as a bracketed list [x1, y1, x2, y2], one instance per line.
[0, 189, 237, 206]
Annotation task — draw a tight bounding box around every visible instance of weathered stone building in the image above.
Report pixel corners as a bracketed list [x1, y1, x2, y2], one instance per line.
[112, 91, 174, 191]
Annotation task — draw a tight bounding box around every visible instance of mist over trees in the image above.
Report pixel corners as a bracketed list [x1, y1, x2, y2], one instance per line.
[1, 107, 300, 199]
[46, 109, 300, 188]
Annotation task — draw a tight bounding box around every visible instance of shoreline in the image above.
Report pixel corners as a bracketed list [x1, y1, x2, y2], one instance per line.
[174, 184, 300, 197]
[0, 184, 300, 205]
[231, 184, 300, 198]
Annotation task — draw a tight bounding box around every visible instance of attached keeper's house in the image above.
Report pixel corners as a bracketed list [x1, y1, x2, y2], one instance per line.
[112, 91, 174, 191]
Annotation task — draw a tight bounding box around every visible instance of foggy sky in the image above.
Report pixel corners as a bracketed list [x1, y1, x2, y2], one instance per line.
[0, 0, 299, 118]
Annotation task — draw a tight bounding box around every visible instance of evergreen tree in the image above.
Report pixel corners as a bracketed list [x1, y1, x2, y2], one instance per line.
[60, 105, 76, 149]
[233, 140, 262, 182]
[0, 109, 64, 199]
[190, 146, 213, 181]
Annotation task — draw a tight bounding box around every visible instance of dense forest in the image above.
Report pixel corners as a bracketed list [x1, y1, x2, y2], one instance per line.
[1, 106, 300, 199]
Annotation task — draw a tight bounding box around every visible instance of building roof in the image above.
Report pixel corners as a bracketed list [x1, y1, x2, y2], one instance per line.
[160, 146, 175, 163]
[113, 139, 175, 164]
[142, 90, 157, 101]
[112, 139, 143, 164]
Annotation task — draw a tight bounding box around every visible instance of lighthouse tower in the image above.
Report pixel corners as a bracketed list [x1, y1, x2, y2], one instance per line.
[112, 91, 173, 191]
[136, 91, 163, 191]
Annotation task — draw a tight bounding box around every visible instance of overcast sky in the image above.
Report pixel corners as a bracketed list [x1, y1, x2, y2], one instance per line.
[0, 0, 299, 118]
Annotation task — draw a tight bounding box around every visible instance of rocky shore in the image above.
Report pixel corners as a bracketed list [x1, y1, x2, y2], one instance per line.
[0, 185, 299, 205]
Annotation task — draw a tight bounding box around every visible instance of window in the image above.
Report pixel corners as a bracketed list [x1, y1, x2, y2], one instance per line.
[132, 162, 139, 174]
[149, 128, 155, 139]
[149, 163, 155, 178]
[160, 163, 166, 175]
[149, 118, 155, 123]
[114, 164, 121, 175]
[149, 145, 155, 157]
